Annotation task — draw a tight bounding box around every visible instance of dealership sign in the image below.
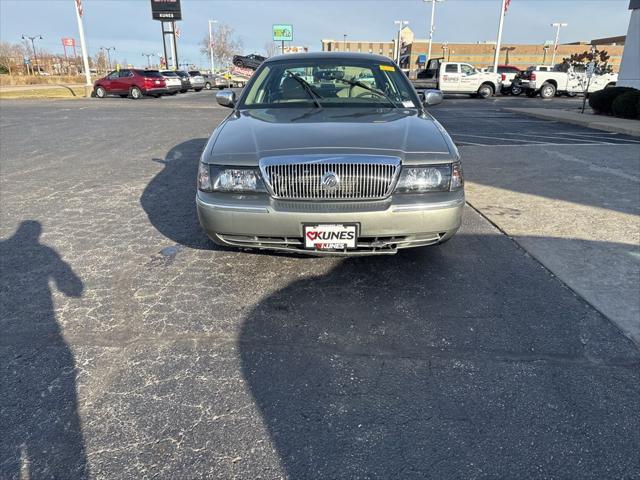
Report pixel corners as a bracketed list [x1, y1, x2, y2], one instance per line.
[273, 24, 293, 42]
[150, 0, 182, 21]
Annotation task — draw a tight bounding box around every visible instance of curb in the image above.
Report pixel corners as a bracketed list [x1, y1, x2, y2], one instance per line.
[504, 108, 640, 138]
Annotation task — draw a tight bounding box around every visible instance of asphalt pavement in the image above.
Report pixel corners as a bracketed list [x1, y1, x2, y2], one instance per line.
[1, 93, 639, 479]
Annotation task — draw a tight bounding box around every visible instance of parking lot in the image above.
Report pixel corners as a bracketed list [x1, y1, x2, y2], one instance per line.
[1, 93, 639, 479]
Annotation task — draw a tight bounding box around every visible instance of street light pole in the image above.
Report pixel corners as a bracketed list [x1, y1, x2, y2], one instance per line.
[208, 19, 217, 73]
[550, 22, 568, 66]
[424, 0, 443, 62]
[393, 20, 409, 65]
[21, 34, 42, 74]
[100, 46, 115, 70]
[142, 52, 155, 68]
[492, 0, 507, 74]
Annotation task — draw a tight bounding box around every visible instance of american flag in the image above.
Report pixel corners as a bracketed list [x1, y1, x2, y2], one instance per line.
[504, 0, 511, 13]
[75, 0, 83, 17]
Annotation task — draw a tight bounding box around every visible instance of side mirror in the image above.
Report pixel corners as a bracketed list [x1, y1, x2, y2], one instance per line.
[216, 90, 236, 108]
[422, 89, 443, 107]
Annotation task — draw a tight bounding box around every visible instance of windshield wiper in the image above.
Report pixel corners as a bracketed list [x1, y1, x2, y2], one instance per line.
[285, 71, 323, 108]
[336, 77, 397, 108]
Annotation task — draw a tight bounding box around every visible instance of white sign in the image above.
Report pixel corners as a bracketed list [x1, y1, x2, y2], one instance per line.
[586, 61, 596, 78]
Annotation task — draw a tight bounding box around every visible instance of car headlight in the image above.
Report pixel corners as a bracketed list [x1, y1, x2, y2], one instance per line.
[396, 163, 463, 193]
[198, 163, 266, 192]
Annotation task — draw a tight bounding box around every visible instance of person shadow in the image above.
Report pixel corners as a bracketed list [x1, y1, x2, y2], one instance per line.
[1, 221, 88, 479]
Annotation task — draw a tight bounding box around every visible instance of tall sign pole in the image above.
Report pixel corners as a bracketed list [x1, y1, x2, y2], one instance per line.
[425, 0, 442, 62]
[551, 22, 568, 67]
[74, 0, 91, 93]
[492, 0, 508, 73]
[208, 19, 217, 73]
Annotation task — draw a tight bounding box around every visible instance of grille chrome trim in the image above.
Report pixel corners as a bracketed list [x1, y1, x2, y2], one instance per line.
[259, 155, 401, 201]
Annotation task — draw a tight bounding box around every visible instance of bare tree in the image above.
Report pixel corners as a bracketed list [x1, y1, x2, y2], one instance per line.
[264, 42, 279, 58]
[93, 50, 108, 73]
[200, 24, 243, 69]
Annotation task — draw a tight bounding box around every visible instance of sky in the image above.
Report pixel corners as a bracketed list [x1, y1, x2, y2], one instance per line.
[0, 0, 633, 68]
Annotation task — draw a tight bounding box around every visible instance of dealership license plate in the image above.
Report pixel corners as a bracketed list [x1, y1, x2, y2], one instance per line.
[304, 224, 357, 250]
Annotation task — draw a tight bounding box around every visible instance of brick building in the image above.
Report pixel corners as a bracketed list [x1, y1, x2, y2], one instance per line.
[321, 26, 625, 72]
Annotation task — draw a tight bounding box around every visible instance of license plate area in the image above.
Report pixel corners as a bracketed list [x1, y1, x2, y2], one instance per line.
[303, 224, 358, 250]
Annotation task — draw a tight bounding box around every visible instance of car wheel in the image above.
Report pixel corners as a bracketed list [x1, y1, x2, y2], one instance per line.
[525, 90, 537, 98]
[234, 60, 243, 67]
[511, 85, 522, 96]
[180, 89, 188, 94]
[95, 86, 107, 98]
[477, 84, 494, 99]
[540, 83, 556, 99]
[129, 86, 143, 99]
[204, 82, 212, 90]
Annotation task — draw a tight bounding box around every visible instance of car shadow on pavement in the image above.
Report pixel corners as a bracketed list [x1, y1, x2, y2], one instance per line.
[0, 221, 88, 479]
[141, 138, 214, 250]
[238, 233, 640, 479]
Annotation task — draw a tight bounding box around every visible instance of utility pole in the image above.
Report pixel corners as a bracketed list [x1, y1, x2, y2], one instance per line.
[393, 20, 409, 65]
[424, 0, 443, 62]
[551, 22, 568, 67]
[21, 34, 42, 74]
[142, 52, 155, 68]
[73, 0, 92, 93]
[208, 19, 217, 73]
[492, 0, 507, 74]
[100, 46, 115, 70]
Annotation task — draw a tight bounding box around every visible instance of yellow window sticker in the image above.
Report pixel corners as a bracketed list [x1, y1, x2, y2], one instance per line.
[379, 65, 394, 72]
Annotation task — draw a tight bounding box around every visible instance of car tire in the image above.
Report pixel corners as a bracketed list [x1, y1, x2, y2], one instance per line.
[95, 86, 107, 98]
[540, 83, 556, 99]
[525, 90, 537, 98]
[205, 82, 212, 90]
[180, 89, 188, 94]
[234, 60, 243, 68]
[129, 86, 143, 99]
[477, 84, 494, 99]
[511, 85, 522, 96]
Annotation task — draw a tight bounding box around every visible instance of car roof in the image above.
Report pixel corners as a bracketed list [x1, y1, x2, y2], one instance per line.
[264, 51, 395, 64]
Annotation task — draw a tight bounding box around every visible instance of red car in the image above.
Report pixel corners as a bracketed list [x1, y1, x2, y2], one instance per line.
[93, 69, 167, 99]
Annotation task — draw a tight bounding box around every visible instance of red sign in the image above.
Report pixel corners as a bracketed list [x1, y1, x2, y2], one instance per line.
[62, 38, 75, 47]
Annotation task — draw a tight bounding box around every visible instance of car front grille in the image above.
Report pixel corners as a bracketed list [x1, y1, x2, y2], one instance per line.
[259, 156, 401, 201]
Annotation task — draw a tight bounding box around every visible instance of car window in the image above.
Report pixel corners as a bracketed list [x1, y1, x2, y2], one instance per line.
[118, 69, 131, 78]
[460, 64, 475, 75]
[241, 59, 418, 109]
[138, 70, 163, 78]
[161, 71, 178, 77]
[445, 64, 458, 73]
[107, 71, 119, 80]
[189, 71, 202, 76]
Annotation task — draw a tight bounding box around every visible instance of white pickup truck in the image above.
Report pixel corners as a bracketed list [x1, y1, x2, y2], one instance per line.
[411, 58, 502, 98]
[513, 66, 618, 98]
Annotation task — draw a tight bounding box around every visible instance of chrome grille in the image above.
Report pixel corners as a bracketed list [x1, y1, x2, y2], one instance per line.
[260, 156, 401, 201]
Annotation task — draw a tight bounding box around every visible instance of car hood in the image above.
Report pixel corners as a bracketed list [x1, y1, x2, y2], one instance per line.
[205, 108, 458, 165]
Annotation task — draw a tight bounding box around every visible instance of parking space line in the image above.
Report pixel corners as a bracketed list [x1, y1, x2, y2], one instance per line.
[496, 132, 613, 144]
[453, 133, 550, 144]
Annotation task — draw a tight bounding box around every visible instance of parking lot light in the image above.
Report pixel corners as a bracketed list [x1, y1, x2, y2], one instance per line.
[551, 22, 568, 66]
[424, 0, 444, 63]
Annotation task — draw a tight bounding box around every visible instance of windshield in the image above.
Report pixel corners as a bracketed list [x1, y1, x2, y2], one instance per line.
[239, 58, 419, 109]
[189, 71, 202, 76]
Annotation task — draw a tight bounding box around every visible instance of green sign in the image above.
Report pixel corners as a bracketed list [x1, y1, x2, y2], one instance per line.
[273, 24, 293, 42]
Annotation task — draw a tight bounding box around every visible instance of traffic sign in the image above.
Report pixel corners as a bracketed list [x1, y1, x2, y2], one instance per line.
[586, 61, 595, 78]
[23, 56, 30, 65]
[150, 0, 182, 21]
[273, 24, 293, 42]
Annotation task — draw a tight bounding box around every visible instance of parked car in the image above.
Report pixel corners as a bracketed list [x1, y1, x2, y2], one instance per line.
[411, 58, 501, 98]
[202, 73, 216, 90]
[93, 69, 167, 99]
[513, 65, 618, 98]
[159, 70, 182, 95]
[232, 53, 266, 70]
[197, 52, 464, 255]
[174, 70, 191, 93]
[188, 70, 205, 91]
[485, 65, 522, 95]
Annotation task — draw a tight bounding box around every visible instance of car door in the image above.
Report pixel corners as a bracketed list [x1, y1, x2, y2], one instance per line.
[459, 64, 478, 92]
[102, 71, 119, 92]
[440, 63, 461, 92]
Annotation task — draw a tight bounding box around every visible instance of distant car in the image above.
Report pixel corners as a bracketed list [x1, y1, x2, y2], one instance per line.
[159, 70, 182, 95]
[174, 71, 191, 93]
[485, 65, 522, 95]
[202, 73, 216, 90]
[232, 54, 266, 70]
[93, 69, 167, 99]
[188, 71, 205, 91]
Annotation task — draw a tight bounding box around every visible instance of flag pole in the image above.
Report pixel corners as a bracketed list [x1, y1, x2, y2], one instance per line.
[74, 0, 92, 95]
[492, 0, 507, 73]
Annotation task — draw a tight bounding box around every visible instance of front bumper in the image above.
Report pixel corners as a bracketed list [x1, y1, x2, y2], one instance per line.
[196, 191, 464, 255]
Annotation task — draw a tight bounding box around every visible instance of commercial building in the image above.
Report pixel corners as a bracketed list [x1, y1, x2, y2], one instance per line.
[321, 26, 626, 72]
